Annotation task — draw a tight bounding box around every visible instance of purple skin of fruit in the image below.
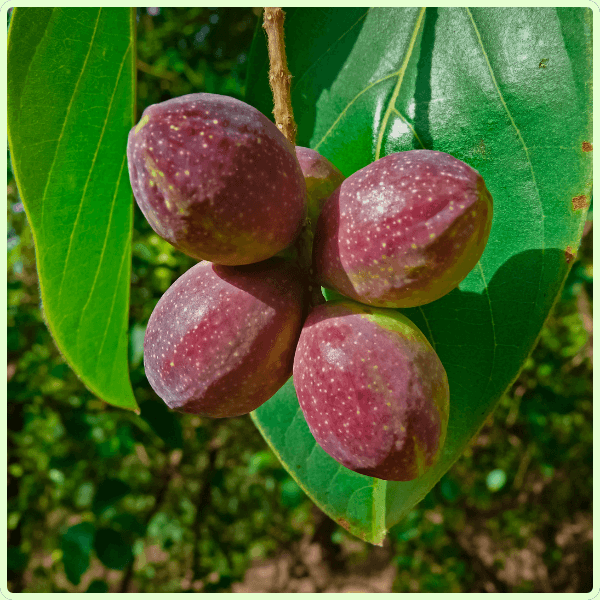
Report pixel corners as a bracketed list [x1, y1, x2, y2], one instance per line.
[127, 93, 307, 265]
[295, 146, 345, 228]
[293, 300, 449, 481]
[144, 259, 307, 418]
[313, 150, 493, 308]
[294, 300, 449, 481]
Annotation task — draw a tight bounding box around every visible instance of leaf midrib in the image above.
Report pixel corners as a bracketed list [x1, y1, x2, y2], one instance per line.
[56, 9, 107, 304]
[374, 7, 427, 160]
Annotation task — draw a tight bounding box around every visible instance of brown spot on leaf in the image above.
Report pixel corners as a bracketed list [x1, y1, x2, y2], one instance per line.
[572, 195, 588, 211]
[565, 246, 575, 264]
[475, 139, 488, 158]
[582, 141, 592, 152]
[338, 518, 351, 532]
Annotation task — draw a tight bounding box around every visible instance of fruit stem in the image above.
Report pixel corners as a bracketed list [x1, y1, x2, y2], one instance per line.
[262, 7, 297, 145]
[262, 8, 322, 307]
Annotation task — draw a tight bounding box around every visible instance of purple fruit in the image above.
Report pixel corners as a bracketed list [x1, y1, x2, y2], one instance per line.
[295, 147, 345, 227]
[293, 300, 449, 481]
[144, 259, 307, 418]
[313, 150, 493, 307]
[127, 93, 307, 265]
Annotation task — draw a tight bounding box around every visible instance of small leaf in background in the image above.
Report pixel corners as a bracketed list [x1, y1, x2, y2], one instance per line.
[94, 527, 134, 571]
[61, 522, 95, 585]
[247, 450, 277, 475]
[439, 475, 461, 503]
[74, 482, 95, 509]
[138, 398, 184, 449]
[7, 7, 138, 411]
[7, 546, 29, 572]
[86, 580, 108, 593]
[112, 513, 147, 538]
[92, 479, 131, 515]
[62, 408, 92, 442]
[129, 323, 146, 369]
[280, 477, 305, 509]
[486, 469, 508, 492]
[147, 512, 185, 549]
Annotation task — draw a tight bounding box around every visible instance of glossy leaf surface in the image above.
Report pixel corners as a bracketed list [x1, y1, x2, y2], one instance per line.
[7, 8, 138, 410]
[246, 7, 592, 542]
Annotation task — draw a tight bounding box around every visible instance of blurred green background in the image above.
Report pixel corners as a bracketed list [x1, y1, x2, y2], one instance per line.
[7, 7, 593, 593]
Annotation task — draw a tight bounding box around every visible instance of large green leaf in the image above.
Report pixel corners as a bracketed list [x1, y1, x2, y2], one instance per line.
[246, 7, 592, 543]
[8, 8, 138, 411]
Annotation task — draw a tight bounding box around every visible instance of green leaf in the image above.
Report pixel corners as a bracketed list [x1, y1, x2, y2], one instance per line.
[138, 397, 184, 449]
[252, 379, 387, 544]
[439, 475, 461, 503]
[486, 469, 507, 492]
[61, 522, 95, 585]
[94, 527, 134, 570]
[7, 8, 138, 411]
[247, 7, 592, 542]
[86, 580, 109, 593]
[7, 546, 29, 572]
[111, 512, 147, 537]
[92, 478, 131, 515]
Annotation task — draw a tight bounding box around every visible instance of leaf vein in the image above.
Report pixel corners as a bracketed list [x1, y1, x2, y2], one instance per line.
[97, 230, 131, 367]
[76, 153, 128, 369]
[291, 9, 370, 94]
[466, 7, 545, 344]
[418, 305, 436, 351]
[391, 107, 425, 148]
[53, 9, 104, 303]
[314, 71, 399, 151]
[38, 9, 102, 240]
[375, 7, 426, 160]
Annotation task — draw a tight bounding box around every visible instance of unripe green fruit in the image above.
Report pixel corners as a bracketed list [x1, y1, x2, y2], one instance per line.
[144, 259, 307, 418]
[128, 93, 307, 265]
[293, 300, 449, 481]
[295, 146, 345, 229]
[274, 147, 346, 271]
[313, 150, 493, 307]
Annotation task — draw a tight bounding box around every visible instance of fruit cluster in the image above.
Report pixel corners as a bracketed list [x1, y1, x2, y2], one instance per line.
[127, 93, 493, 481]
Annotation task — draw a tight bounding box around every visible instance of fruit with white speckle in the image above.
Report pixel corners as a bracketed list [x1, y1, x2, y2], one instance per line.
[144, 259, 307, 418]
[293, 299, 449, 481]
[127, 93, 307, 265]
[313, 150, 493, 307]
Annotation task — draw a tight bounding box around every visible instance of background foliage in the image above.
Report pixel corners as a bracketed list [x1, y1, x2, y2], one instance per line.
[7, 7, 593, 592]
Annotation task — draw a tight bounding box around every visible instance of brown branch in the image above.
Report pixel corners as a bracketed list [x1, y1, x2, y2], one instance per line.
[262, 7, 297, 144]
